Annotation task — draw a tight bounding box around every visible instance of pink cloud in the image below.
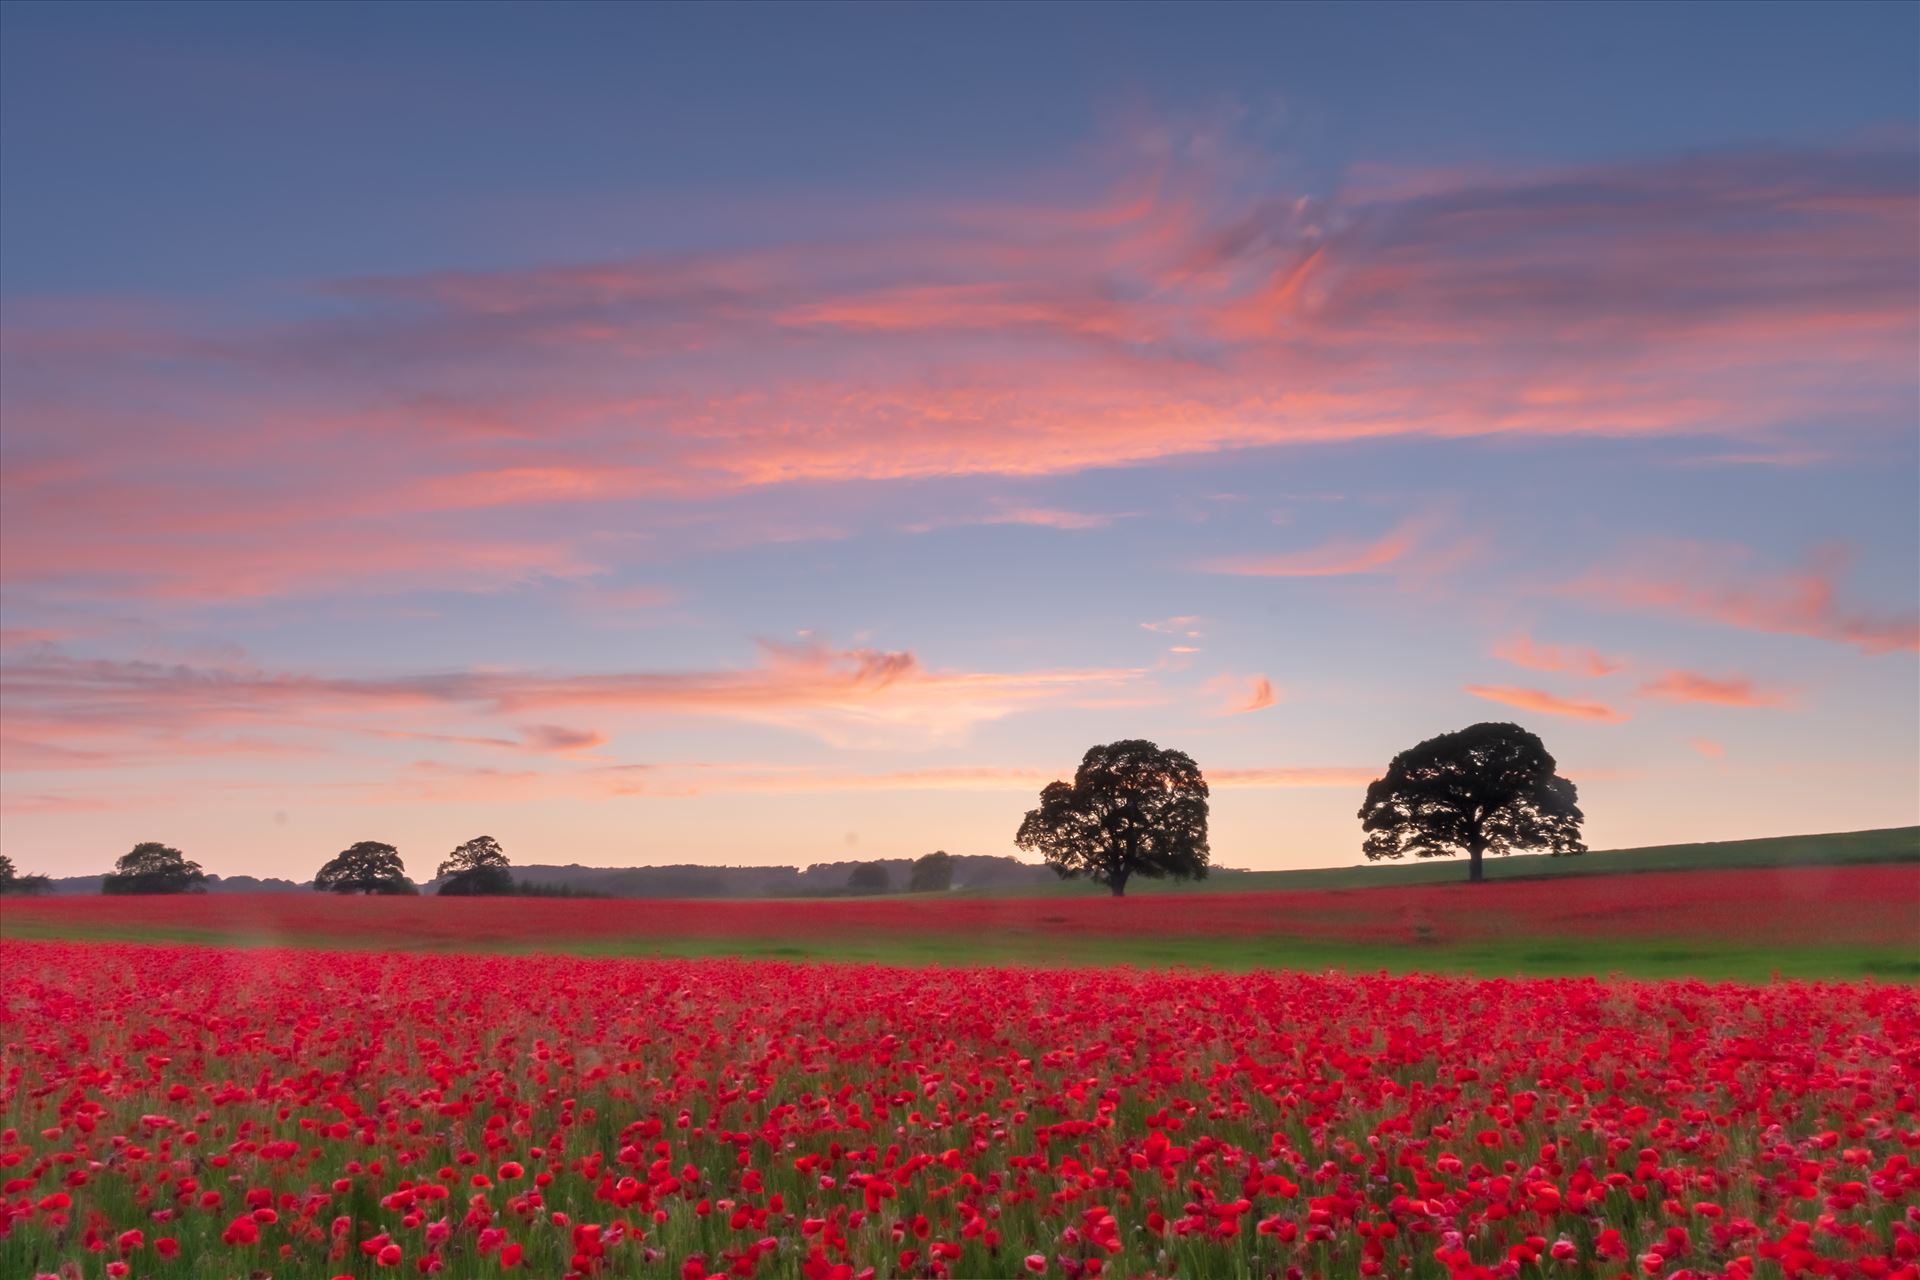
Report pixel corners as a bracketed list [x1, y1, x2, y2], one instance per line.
[1203, 674, 1278, 715]
[517, 725, 609, 754]
[0, 628, 68, 650]
[903, 503, 1122, 534]
[0, 639, 1149, 771]
[1199, 516, 1432, 578]
[1689, 737, 1726, 759]
[1492, 632, 1625, 677]
[1637, 670, 1792, 708]
[1572, 543, 1918, 655]
[3, 140, 1912, 605]
[1464, 684, 1629, 723]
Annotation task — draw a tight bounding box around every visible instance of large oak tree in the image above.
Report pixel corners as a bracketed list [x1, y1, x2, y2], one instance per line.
[1016, 740, 1209, 897]
[314, 842, 416, 895]
[1358, 722, 1584, 883]
[102, 842, 207, 895]
[437, 835, 514, 896]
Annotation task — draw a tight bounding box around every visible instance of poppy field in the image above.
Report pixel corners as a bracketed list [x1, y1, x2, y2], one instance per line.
[2, 939, 1916, 1279]
[3, 863, 1917, 980]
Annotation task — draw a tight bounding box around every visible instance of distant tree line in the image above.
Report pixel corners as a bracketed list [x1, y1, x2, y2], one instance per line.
[73, 836, 588, 898]
[838, 850, 956, 895]
[0, 854, 53, 896]
[29, 721, 1584, 899]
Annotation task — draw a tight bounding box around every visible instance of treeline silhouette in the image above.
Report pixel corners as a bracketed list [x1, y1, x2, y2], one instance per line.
[19, 840, 1058, 898]
[7, 723, 1588, 897]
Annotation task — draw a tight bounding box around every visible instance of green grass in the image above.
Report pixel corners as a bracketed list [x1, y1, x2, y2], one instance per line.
[959, 825, 1920, 895]
[5, 915, 1912, 983]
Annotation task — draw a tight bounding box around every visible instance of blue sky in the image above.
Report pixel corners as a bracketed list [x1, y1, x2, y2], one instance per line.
[2, 2, 1915, 878]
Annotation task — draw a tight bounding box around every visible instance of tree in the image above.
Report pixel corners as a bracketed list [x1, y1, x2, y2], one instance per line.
[102, 842, 207, 895]
[1359, 721, 1585, 884]
[314, 842, 416, 895]
[907, 849, 954, 893]
[437, 835, 515, 896]
[1015, 740, 1210, 897]
[846, 863, 891, 894]
[0, 853, 52, 896]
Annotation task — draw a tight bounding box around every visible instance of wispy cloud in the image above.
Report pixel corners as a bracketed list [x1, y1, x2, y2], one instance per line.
[1203, 673, 1278, 715]
[1571, 542, 1918, 655]
[1464, 684, 1629, 723]
[5, 139, 1913, 604]
[1636, 670, 1792, 708]
[0, 638, 1149, 769]
[1197, 515, 1436, 578]
[902, 502, 1124, 534]
[1492, 632, 1625, 677]
[1689, 737, 1726, 760]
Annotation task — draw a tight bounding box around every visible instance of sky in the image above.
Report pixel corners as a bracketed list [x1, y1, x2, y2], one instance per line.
[2, 2, 1917, 881]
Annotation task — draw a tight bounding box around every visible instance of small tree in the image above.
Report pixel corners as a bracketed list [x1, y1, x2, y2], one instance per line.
[102, 842, 208, 895]
[847, 863, 891, 895]
[907, 850, 954, 893]
[437, 835, 515, 896]
[0, 853, 52, 896]
[1359, 721, 1585, 883]
[314, 842, 415, 895]
[1015, 740, 1210, 897]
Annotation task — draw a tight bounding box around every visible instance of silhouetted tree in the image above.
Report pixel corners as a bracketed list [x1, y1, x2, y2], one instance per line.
[1015, 740, 1210, 897]
[102, 842, 208, 895]
[847, 863, 891, 894]
[314, 842, 416, 895]
[437, 835, 514, 896]
[907, 849, 954, 893]
[0, 853, 52, 896]
[1359, 721, 1585, 883]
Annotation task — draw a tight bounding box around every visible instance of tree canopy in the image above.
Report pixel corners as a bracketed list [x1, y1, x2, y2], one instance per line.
[846, 863, 892, 895]
[102, 842, 207, 895]
[437, 835, 514, 896]
[1015, 740, 1209, 897]
[1359, 721, 1585, 883]
[908, 849, 954, 893]
[314, 842, 416, 895]
[0, 853, 53, 896]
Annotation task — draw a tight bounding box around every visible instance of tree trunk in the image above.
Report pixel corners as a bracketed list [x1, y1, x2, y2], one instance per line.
[1108, 867, 1130, 897]
[1467, 835, 1486, 883]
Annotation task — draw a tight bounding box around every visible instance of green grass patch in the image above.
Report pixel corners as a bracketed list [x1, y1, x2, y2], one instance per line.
[5, 916, 1910, 982]
[957, 825, 1920, 895]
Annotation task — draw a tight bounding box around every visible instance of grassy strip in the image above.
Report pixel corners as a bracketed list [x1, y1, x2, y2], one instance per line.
[4, 916, 1913, 981]
[954, 825, 1920, 896]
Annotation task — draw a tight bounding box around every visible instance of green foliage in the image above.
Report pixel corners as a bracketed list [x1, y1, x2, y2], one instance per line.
[101, 842, 207, 895]
[510, 881, 612, 899]
[436, 835, 514, 896]
[1360, 722, 1583, 883]
[437, 835, 509, 879]
[1015, 739, 1209, 896]
[0, 853, 53, 896]
[846, 863, 891, 894]
[314, 842, 415, 895]
[439, 865, 515, 896]
[908, 849, 954, 893]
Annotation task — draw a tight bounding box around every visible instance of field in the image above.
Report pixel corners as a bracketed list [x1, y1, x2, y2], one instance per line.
[4, 840, 1916, 1277]
[4, 861, 1916, 981]
[4, 939, 1917, 1280]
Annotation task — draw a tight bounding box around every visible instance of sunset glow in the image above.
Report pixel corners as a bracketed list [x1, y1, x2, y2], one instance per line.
[2, 4, 1915, 879]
